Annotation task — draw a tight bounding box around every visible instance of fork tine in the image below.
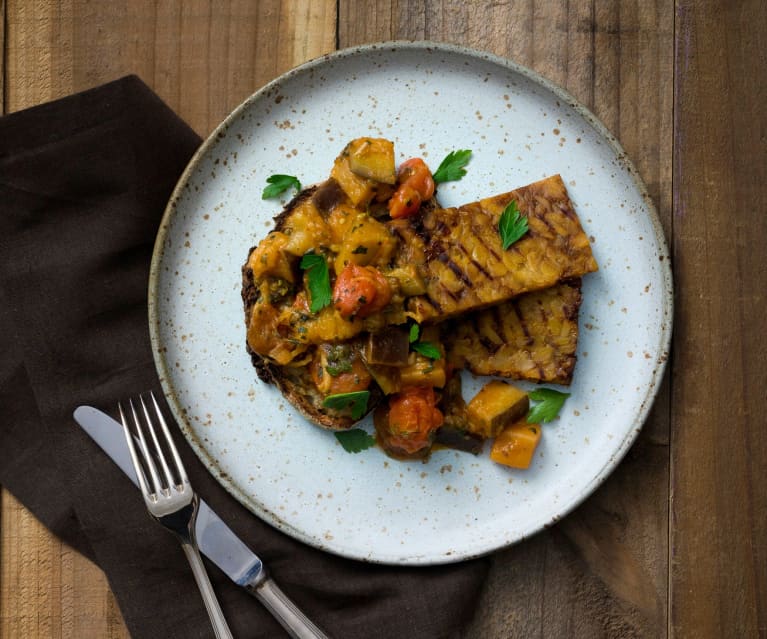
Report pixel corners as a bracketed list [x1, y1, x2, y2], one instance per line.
[140, 394, 177, 490]
[129, 398, 164, 496]
[149, 391, 189, 484]
[119, 401, 151, 497]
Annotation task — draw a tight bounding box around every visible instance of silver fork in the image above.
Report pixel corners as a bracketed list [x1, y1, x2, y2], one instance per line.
[120, 392, 233, 639]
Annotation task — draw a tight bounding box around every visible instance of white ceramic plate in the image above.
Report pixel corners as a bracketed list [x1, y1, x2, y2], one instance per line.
[149, 42, 672, 565]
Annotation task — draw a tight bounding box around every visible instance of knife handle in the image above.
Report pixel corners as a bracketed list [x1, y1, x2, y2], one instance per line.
[245, 573, 330, 639]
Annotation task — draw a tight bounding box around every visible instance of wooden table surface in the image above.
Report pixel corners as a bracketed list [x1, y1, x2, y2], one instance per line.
[1, 1, 764, 637]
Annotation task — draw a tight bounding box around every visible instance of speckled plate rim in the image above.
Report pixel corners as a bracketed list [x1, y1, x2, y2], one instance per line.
[148, 40, 673, 565]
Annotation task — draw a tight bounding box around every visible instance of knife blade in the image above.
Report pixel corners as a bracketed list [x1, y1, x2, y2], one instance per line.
[74, 405, 330, 638]
[73, 405, 264, 586]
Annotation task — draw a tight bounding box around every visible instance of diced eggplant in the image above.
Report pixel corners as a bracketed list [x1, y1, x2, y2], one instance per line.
[434, 426, 484, 455]
[312, 179, 346, 213]
[364, 362, 401, 395]
[466, 380, 529, 439]
[346, 138, 396, 184]
[364, 326, 410, 366]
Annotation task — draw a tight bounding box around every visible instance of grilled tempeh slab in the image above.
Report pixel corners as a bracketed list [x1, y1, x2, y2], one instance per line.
[445, 280, 583, 385]
[392, 174, 597, 324]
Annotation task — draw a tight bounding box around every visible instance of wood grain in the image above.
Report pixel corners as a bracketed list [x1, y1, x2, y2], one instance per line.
[0, 491, 127, 639]
[341, 2, 673, 637]
[4, 0, 336, 135]
[0, 2, 334, 638]
[671, 0, 767, 637]
[3, 1, 764, 638]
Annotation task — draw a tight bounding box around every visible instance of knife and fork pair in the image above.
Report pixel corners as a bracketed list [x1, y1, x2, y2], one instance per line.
[74, 393, 328, 639]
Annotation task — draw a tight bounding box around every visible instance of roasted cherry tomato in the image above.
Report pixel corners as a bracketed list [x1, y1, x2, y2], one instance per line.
[332, 264, 392, 319]
[397, 158, 435, 200]
[388, 158, 435, 219]
[376, 386, 444, 457]
[387, 183, 422, 219]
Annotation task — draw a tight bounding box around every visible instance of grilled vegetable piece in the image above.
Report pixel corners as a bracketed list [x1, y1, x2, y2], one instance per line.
[390, 174, 598, 324]
[365, 326, 410, 366]
[445, 280, 583, 385]
[346, 137, 396, 184]
[466, 380, 530, 439]
[399, 326, 446, 388]
[490, 421, 542, 469]
[434, 372, 484, 455]
[331, 139, 396, 206]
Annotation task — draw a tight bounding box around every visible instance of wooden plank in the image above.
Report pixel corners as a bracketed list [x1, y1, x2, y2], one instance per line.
[0, 490, 127, 639]
[4, 0, 336, 135]
[671, 0, 767, 636]
[0, 2, 335, 638]
[340, 2, 673, 637]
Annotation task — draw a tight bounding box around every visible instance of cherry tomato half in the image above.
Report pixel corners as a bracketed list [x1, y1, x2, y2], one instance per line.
[387, 183, 422, 219]
[332, 264, 392, 319]
[397, 158, 435, 200]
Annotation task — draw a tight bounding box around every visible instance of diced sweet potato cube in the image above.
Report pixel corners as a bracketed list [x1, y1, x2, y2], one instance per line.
[490, 421, 542, 469]
[466, 380, 529, 439]
[331, 155, 376, 207]
[399, 351, 446, 389]
[346, 138, 396, 184]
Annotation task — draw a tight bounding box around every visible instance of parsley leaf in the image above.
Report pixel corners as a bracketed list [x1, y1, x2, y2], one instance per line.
[334, 428, 376, 453]
[527, 388, 571, 423]
[299, 252, 332, 312]
[408, 323, 441, 359]
[411, 341, 441, 360]
[262, 174, 301, 199]
[323, 390, 370, 421]
[432, 150, 472, 184]
[498, 200, 528, 249]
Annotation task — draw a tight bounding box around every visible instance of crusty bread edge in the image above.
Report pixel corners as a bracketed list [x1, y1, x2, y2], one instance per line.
[241, 183, 381, 431]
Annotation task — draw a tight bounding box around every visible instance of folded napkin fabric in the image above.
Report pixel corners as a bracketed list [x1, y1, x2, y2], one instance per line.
[0, 76, 489, 639]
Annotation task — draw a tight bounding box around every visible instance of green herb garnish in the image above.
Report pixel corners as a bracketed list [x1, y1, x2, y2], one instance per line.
[262, 174, 301, 199]
[334, 428, 376, 453]
[324, 345, 353, 376]
[323, 391, 370, 421]
[527, 388, 571, 423]
[299, 252, 332, 312]
[408, 323, 441, 359]
[498, 200, 528, 249]
[411, 341, 442, 360]
[432, 150, 472, 184]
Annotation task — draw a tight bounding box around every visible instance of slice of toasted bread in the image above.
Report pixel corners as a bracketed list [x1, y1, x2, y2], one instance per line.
[241, 182, 384, 430]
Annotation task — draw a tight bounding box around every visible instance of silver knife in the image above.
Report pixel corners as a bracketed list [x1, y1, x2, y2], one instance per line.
[73, 405, 329, 639]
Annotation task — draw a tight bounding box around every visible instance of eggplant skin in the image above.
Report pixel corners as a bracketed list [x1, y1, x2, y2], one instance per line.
[445, 280, 583, 385]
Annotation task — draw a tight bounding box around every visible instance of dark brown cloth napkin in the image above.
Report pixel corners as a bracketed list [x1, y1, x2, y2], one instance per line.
[0, 76, 489, 639]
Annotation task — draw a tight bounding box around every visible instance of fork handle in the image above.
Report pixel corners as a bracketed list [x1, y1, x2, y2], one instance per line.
[181, 542, 234, 639]
[245, 574, 330, 639]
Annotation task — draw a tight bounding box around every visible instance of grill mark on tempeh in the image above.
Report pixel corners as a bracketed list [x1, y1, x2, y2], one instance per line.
[437, 252, 474, 287]
[456, 242, 492, 280]
[509, 298, 534, 346]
